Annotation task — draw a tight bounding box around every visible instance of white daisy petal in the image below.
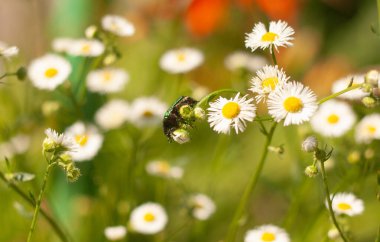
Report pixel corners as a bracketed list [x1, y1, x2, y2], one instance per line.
[160, 47, 204, 74]
[86, 68, 129, 94]
[104, 225, 127, 241]
[101, 15, 135, 37]
[189, 194, 216, 220]
[224, 51, 267, 72]
[145, 160, 183, 179]
[355, 114, 380, 144]
[245, 224, 290, 242]
[95, 99, 130, 131]
[331, 75, 368, 100]
[129, 97, 168, 128]
[328, 192, 364, 216]
[129, 202, 168, 234]
[66, 39, 105, 57]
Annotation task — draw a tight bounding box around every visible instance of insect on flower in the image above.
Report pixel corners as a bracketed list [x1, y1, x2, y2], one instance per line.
[163, 96, 198, 142]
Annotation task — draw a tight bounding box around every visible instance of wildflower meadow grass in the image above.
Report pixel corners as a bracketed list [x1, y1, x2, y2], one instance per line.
[0, 1, 379, 242]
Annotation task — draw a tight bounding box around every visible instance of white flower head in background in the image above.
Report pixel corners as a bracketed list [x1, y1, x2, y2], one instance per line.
[224, 51, 267, 72]
[267, 81, 318, 126]
[95, 100, 130, 131]
[102, 15, 135, 37]
[245, 224, 290, 242]
[0, 41, 19, 58]
[245, 20, 294, 53]
[129, 202, 168, 234]
[146, 160, 183, 179]
[104, 225, 127, 241]
[189, 194, 216, 220]
[129, 97, 168, 127]
[159, 47, 204, 74]
[207, 93, 256, 134]
[67, 39, 105, 57]
[86, 68, 129, 94]
[310, 100, 356, 137]
[331, 75, 368, 100]
[65, 122, 104, 162]
[329, 192, 364, 216]
[355, 114, 380, 144]
[250, 65, 289, 103]
[51, 37, 74, 53]
[28, 54, 72, 90]
[0, 134, 31, 159]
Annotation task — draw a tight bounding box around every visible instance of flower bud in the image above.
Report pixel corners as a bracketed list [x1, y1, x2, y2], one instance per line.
[302, 136, 318, 153]
[103, 53, 118, 66]
[59, 152, 73, 164]
[347, 150, 360, 164]
[179, 105, 193, 120]
[268, 145, 284, 155]
[365, 70, 379, 87]
[16, 67, 27, 81]
[194, 107, 206, 120]
[361, 96, 377, 108]
[171, 129, 190, 144]
[85, 25, 98, 39]
[361, 83, 373, 93]
[65, 163, 81, 182]
[42, 137, 56, 153]
[305, 165, 318, 178]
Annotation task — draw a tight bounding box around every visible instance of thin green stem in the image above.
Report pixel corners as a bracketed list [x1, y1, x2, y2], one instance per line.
[0, 72, 16, 80]
[27, 164, 54, 242]
[195, 89, 237, 109]
[319, 161, 349, 242]
[0, 171, 70, 242]
[271, 47, 278, 65]
[377, 0, 380, 34]
[225, 122, 277, 242]
[317, 84, 361, 105]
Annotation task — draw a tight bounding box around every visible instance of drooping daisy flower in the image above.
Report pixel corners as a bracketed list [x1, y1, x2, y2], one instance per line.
[104, 225, 127, 241]
[224, 51, 267, 72]
[129, 202, 168, 234]
[250, 65, 289, 103]
[329, 193, 364, 216]
[145, 160, 183, 179]
[65, 122, 104, 162]
[207, 93, 256, 134]
[0, 41, 19, 58]
[331, 75, 368, 100]
[355, 114, 380, 144]
[28, 54, 72, 90]
[159, 47, 204, 74]
[129, 97, 168, 127]
[189, 194, 216, 220]
[245, 20, 295, 53]
[86, 68, 129, 93]
[95, 100, 130, 131]
[310, 100, 356, 137]
[67, 39, 105, 57]
[244, 224, 290, 242]
[51, 38, 74, 53]
[267, 81, 318, 126]
[101, 15, 135, 37]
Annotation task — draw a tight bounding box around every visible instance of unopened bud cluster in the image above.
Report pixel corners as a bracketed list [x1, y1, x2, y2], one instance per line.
[361, 70, 380, 107]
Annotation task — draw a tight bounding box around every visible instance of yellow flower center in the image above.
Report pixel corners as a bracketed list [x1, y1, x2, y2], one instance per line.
[144, 212, 155, 222]
[283, 96, 303, 113]
[44, 68, 58, 78]
[261, 32, 279, 42]
[327, 114, 340, 124]
[102, 71, 112, 82]
[143, 110, 154, 118]
[157, 162, 170, 173]
[261, 232, 276, 241]
[337, 202, 352, 211]
[177, 52, 186, 62]
[81, 44, 91, 53]
[222, 102, 240, 119]
[262, 77, 279, 90]
[367, 125, 376, 134]
[75, 134, 89, 146]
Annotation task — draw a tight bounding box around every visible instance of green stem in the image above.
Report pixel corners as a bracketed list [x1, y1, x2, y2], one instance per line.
[377, 0, 380, 34]
[271, 47, 277, 65]
[0, 72, 16, 80]
[375, 225, 380, 242]
[225, 122, 277, 242]
[27, 164, 54, 242]
[195, 89, 238, 109]
[317, 84, 361, 105]
[0, 171, 70, 242]
[319, 161, 349, 242]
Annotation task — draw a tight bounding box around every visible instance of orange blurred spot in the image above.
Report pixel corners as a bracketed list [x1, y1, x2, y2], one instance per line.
[255, 0, 299, 23]
[185, 0, 228, 37]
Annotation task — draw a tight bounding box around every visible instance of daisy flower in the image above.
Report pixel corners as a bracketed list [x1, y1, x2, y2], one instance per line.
[159, 47, 204, 74]
[28, 54, 72, 90]
[43, 128, 76, 152]
[95, 100, 130, 131]
[67, 39, 105, 57]
[189, 194, 216, 220]
[9, 134, 31, 155]
[331, 75, 368, 100]
[329, 192, 364, 216]
[101, 15, 135, 37]
[86, 68, 129, 94]
[355, 114, 380, 144]
[145, 160, 183, 179]
[0, 41, 19, 58]
[207, 93, 256, 134]
[245, 224, 290, 242]
[129, 202, 168, 234]
[51, 37, 75, 53]
[224, 51, 267, 72]
[267, 81, 318, 126]
[129, 97, 168, 127]
[65, 122, 104, 162]
[245, 20, 294, 53]
[250, 65, 289, 103]
[104, 225, 127, 241]
[310, 100, 356, 137]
